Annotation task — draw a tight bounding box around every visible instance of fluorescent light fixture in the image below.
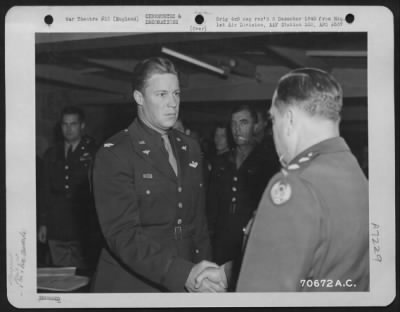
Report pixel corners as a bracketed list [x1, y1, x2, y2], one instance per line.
[161, 46, 226, 76]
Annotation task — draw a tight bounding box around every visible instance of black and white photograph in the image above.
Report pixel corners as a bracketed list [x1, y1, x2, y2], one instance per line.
[5, 5, 396, 308]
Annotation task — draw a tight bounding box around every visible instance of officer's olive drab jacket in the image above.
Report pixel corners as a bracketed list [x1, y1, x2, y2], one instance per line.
[39, 135, 96, 241]
[92, 118, 211, 292]
[237, 137, 369, 292]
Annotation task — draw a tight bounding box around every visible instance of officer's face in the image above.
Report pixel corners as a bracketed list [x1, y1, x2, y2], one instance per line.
[231, 110, 256, 146]
[135, 73, 180, 132]
[214, 127, 228, 152]
[61, 114, 84, 143]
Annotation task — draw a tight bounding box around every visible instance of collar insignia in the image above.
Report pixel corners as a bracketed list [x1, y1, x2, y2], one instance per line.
[270, 180, 292, 205]
[182, 145, 187, 151]
[139, 140, 146, 145]
[176, 137, 181, 142]
[189, 161, 198, 168]
[142, 173, 153, 179]
[104, 143, 114, 148]
[287, 163, 300, 170]
[142, 150, 150, 155]
[298, 157, 310, 163]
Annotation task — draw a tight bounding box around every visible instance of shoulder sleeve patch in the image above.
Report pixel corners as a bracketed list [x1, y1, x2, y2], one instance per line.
[270, 180, 292, 205]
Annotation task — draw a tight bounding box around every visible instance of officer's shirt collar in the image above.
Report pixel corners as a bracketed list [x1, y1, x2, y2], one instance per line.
[137, 117, 172, 148]
[64, 139, 81, 153]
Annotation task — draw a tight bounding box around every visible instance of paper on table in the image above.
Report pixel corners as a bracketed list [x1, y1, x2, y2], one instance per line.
[37, 267, 89, 292]
[37, 275, 89, 292]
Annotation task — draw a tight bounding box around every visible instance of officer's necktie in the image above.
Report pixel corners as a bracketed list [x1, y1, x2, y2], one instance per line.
[161, 134, 178, 176]
[66, 144, 73, 162]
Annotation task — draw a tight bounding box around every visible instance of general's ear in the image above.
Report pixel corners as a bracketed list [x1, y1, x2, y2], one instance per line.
[284, 108, 295, 136]
[133, 90, 144, 106]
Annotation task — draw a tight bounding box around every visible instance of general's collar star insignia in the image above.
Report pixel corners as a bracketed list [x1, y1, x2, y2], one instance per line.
[189, 161, 198, 168]
[298, 157, 310, 163]
[142, 150, 151, 155]
[181, 145, 187, 151]
[104, 143, 114, 148]
[270, 180, 292, 205]
[287, 163, 300, 170]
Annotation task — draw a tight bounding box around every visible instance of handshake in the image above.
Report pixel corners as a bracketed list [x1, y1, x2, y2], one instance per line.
[185, 260, 228, 292]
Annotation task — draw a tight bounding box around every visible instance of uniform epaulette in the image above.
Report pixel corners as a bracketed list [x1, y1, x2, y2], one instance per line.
[102, 129, 129, 149]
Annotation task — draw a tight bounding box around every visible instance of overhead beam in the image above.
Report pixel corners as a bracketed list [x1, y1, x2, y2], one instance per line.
[36, 64, 131, 95]
[266, 45, 328, 70]
[36, 33, 269, 54]
[306, 50, 367, 57]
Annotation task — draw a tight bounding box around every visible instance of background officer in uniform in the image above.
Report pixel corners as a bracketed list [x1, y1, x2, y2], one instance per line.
[195, 68, 369, 292]
[207, 104, 279, 282]
[38, 106, 97, 269]
[91, 57, 223, 293]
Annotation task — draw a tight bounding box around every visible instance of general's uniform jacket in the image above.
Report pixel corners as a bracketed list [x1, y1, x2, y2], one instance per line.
[92, 118, 211, 292]
[207, 143, 279, 265]
[39, 135, 97, 241]
[236, 137, 369, 292]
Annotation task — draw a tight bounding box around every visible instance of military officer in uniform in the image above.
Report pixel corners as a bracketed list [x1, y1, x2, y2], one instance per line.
[91, 57, 223, 293]
[195, 68, 370, 292]
[207, 104, 279, 275]
[38, 106, 97, 269]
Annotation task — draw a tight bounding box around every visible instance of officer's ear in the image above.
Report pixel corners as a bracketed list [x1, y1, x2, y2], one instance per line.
[133, 90, 144, 106]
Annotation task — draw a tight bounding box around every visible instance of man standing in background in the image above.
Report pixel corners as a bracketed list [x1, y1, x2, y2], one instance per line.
[207, 104, 279, 288]
[38, 106, 97, 269]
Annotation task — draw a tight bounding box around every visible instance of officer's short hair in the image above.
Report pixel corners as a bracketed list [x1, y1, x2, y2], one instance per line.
[61, 106, 85, 123]
[273, 68, 343, 122]
[231, 103, 258, 124]
[132, 57, 178, 93]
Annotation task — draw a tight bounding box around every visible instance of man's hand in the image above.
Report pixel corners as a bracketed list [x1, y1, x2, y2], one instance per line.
[185, 260, 227, 292]
[38, 225, 47, 243]
[194, 264, 228, 291]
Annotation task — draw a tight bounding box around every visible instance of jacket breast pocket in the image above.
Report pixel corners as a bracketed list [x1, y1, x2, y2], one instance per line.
[136, 177, 175, 226]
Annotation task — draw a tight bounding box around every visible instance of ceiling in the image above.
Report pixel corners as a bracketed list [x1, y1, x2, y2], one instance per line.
[35, 32, 367, 125]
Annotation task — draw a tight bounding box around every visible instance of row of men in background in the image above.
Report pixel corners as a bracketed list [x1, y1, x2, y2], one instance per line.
[37, 106, 103, 274]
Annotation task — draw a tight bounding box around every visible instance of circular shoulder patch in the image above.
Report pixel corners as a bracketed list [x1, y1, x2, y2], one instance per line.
[270, 180, 292, 205]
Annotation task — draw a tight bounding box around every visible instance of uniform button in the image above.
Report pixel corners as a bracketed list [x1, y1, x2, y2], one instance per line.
[177, 219, 182, 225]
[232, 197, 236, 202]
[65, 165, 69, 170]
[65, 185, 69, 189]
[232, 187, 237, 192]
[178, 202, 183, 208]
[233, 176, 238, 181]
[199, 183, 203, 188]
[195, 249, 199, 254]
[146, 190, 151, 195]
[65, 175, 69, 180]
[178, 186, 182, 192]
